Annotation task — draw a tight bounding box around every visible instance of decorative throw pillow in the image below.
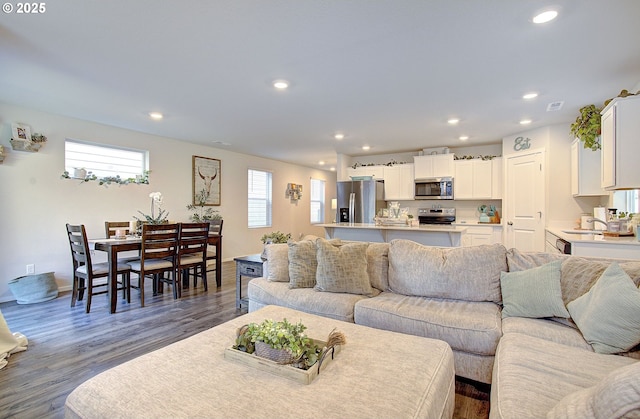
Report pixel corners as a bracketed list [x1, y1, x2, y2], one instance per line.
[288, 240, 318, 288]
[264, 243, 289, 282]
[567, 262, 640, 354]
[500, 260, 570, 319]
[315, 239, 374, 296]
[367, 242, 390, 291]
[547, 361, 640, 419]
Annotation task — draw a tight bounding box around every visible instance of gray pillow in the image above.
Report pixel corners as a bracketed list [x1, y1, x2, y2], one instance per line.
[567, 262, 640, 354]
[288, 240, 318, 288]
[315, 239, 374, 296]
[500, 260, 570, 319]
[546, 361, 640, 419]
[265, 243, 289, 282]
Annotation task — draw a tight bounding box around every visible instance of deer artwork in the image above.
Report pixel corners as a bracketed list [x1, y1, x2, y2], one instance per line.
[198, 167, 218, 200]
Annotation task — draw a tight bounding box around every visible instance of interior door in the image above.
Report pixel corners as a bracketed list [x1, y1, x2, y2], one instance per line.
[504, 150, 545, 251]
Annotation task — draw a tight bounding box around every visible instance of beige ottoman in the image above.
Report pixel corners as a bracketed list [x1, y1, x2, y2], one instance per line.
[65, 305, 455, 419]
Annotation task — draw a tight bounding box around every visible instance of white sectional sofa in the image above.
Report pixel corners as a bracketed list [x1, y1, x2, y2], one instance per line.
[248, 237, 640, 418]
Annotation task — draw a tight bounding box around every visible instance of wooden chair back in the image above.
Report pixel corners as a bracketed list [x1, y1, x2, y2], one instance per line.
[140, 223, 180, 268]
[66, 223, 92, 276]
[105, 221, 132, 238]
[208, 219, 223, 235]
[178, 222, 210, 261]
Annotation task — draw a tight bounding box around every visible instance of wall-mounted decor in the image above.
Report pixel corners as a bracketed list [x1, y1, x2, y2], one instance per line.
[0, 145, 5, 163]
[10, 123, 47, 152]
[193, 155, 221, 206]
[287, 183, 302, 201]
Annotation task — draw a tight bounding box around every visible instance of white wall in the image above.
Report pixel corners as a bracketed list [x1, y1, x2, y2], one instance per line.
[0, 103, 336, 302]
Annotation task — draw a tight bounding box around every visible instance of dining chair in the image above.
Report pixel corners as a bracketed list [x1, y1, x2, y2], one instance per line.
[169, 222, 210, 295]
[66, 223, 132, 313]
[104, 221, 132, 238]
[126, 223, 180, 307]
[204, 219, 223, 285]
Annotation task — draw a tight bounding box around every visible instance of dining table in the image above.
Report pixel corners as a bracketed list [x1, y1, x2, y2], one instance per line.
[90, 233, 222, 313]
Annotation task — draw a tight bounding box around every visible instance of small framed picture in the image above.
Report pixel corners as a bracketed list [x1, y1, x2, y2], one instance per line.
[193, 155, 221, 206]
[11, 123, 32, 142]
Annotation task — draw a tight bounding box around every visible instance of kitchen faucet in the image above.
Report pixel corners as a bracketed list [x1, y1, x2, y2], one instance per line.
[587, 217, 608, 228]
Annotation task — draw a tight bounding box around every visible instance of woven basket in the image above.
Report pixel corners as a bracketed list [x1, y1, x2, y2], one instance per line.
[254, 341, 296, 364]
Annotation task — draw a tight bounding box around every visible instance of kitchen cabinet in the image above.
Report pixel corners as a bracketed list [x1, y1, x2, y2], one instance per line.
[600, 96, 640, 190]
[346, 166, 385, 180]
[461, 225, 503, 247]
[491, 157, 502, 199]
[413, 154, 454, 179]
[454, 159, 493, 199]
[571, 138, 605, 196]
[383, 164, 414, 200]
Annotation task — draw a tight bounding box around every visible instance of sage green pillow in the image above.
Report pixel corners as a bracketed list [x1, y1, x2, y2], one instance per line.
[500, 260, 570, 319]
[567, 262, 640, 354]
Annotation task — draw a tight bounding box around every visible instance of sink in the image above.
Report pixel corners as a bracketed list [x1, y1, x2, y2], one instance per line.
[561, 230, 603, 235]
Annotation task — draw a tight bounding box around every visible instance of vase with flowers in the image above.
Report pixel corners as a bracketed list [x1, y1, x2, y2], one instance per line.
[186, 189, 222, 222]
[133, 192, 169, 234]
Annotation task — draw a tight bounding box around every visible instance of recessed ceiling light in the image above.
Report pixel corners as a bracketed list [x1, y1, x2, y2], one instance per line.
[149, 112, 163, 120]
[520, 119, 532, 125]
[522, 92, 538, 100]
[273, 80, 289, 90]
[447, 118, 460, 125]
[334, 133, 345, 140]
[318, 161, 325, 165]
[533, 10, 558, 24]
[330, 167, 336, 171]
[459, 136, 469, 141]
[362, 145, 370, 151]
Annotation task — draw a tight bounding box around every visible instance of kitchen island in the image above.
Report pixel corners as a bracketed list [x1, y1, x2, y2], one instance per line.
[319, 223, 467, 247]
[546, 227, 640, 259]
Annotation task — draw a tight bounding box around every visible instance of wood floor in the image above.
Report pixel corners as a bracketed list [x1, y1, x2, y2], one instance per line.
[0, 260, 489, 419]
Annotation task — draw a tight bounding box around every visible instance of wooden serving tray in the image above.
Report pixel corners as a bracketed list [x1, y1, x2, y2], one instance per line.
[602, 231, 635, 237]
[224, 339, 341, 385]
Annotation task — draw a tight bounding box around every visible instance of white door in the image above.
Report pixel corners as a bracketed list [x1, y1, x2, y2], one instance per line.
[504, 150, 545, 251]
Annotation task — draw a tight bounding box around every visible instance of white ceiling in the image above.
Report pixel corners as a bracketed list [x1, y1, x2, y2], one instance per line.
[1, 0, 639, 170]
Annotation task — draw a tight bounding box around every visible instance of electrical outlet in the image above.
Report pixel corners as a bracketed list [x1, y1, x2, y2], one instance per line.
[26, 264, 35, 275]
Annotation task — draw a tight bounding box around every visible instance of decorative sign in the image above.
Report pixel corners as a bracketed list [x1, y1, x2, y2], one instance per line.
[193, 155, 221, 206]
[513, 136, 532, 152]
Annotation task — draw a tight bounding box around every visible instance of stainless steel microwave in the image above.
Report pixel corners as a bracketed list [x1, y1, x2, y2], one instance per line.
[414, 177, 454, 200]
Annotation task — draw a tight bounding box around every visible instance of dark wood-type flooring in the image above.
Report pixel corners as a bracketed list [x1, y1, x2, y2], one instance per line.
[0, 260, 489, 419]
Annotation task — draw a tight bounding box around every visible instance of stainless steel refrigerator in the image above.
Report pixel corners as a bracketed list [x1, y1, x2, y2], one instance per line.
[336, 179, 385, 223]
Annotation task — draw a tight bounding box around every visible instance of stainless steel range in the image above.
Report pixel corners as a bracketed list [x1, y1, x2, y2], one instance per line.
[418, 207, 456, 225]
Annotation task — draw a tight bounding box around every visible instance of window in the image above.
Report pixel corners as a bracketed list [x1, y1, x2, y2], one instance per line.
[310, 178, 325, 224]
[248, 169, 272, 228]
[613, 190, 640, 215]
[65, 139, 147, 179]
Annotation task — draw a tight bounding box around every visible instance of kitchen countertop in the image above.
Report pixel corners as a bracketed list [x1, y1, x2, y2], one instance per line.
[546, 227, 640, 246]
[319, 223, 468, 232]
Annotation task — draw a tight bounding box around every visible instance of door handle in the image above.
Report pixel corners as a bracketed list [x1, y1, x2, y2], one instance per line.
[507, 221, 513, 226]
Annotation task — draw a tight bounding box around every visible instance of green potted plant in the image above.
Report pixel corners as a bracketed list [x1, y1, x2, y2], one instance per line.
[233, 318, 345, 370]
[260, 231, 291, 244]
[570, 104, 602, 151]
[187, 189, 222, 222]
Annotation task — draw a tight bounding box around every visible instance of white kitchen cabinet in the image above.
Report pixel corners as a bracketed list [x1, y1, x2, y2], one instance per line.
[571, 138, 605, 196]
[346, 165, 385, 180]
[383, 164, 414, 200]
[600, 96, 640, 190]
[461, 225, 503, 247]
[413, 154, 454, 179]
[491, 157, 502, 199]
[454, 159, 492, 199]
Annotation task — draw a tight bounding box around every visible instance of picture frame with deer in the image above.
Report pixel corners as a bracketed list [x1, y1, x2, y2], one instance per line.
[192, 155, 221, 206]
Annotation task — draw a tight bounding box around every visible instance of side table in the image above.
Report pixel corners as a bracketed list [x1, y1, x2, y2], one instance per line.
[234, 254, 263, 309]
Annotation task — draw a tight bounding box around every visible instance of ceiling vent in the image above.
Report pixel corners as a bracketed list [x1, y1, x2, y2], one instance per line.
[546, 101, 564, 112]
